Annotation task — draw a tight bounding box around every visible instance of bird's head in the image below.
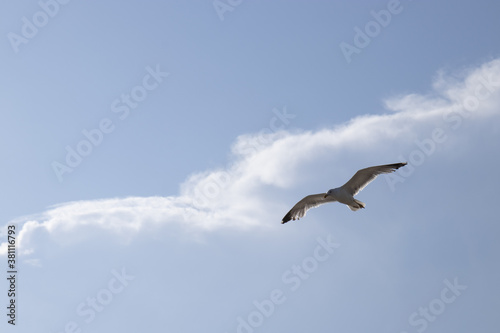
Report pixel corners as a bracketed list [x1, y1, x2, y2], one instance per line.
[324, 189, 333, 198]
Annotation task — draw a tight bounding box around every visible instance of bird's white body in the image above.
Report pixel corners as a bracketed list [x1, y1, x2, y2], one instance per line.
[325, 187, 363, 210]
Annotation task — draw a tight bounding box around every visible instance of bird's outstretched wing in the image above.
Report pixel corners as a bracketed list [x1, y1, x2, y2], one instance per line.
[281, 194, 337, 224]
[341, 162, 407, 196]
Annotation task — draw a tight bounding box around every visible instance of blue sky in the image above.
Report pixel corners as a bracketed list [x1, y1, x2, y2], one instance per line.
[1, 0, 500, 332]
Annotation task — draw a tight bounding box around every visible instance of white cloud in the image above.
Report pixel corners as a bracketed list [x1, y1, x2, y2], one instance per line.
[2, 58, 500, 258]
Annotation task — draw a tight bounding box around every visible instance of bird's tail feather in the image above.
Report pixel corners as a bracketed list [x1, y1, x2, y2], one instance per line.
[348, 199, 365, 211]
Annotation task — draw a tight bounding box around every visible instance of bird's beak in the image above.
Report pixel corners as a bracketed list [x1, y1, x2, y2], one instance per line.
[323, 194, 328, 198]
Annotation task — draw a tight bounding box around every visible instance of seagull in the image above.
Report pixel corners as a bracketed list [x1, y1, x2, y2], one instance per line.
[281, 162, 407, 224]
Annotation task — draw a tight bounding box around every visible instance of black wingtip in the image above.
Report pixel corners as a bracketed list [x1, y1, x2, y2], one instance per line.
[390, 162, 407, 170]
[281, 212, 292, 224]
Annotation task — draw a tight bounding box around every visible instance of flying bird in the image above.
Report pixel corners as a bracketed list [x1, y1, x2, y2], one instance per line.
[281, 162, 407, 224]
